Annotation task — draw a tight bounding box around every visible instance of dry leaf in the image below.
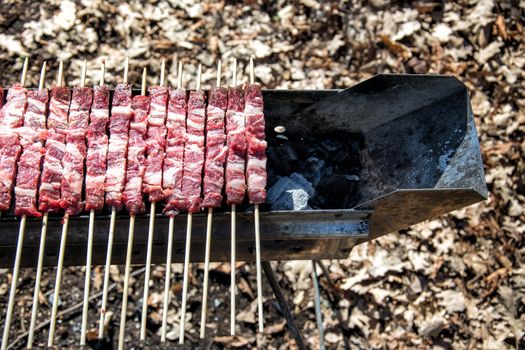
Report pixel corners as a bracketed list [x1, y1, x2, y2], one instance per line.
[213, 335, 256, 347]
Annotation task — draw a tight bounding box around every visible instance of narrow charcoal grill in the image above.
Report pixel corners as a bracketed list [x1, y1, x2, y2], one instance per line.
[0, 73, 487, 349]
[0, 74, 487, 266]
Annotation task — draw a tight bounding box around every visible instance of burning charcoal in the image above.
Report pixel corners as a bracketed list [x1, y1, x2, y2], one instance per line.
[267, 173, 313, 210]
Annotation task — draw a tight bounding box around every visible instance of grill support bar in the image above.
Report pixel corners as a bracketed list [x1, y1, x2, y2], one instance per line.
[263, 261, 308, 350]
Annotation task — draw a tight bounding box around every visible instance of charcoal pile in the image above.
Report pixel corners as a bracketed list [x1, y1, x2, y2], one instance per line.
[267, 132, 362, 210]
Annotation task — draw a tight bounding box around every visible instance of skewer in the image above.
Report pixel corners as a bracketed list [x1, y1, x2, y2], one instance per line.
[179, 63, 202, 344]
[80, 60, 105, 346]
[116, 57, 134, 350]
[199, 59, 222, 338]
[26, 60, 49, 350]
[99, 57, 128, 338]
[161, 61, 183, 342]
[230, 58, 238, 336]
[98, 206, 115, 338]
[0, 57, 29, 350]
[250, 56, 265, 333]
[140, 58, 166, 340]
[118, 215, 134, 350]
[48, 59, 88, 347]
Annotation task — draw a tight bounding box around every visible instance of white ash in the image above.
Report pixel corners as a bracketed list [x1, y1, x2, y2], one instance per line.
[267, 173, 314, 211]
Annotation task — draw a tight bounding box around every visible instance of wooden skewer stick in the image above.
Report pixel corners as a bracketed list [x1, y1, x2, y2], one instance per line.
[99, 57, 129, 339]
[199, 59, 222, 339]
[116, 57, 135, 350]
[140, 59, 166, 340]
[249, 56, 265, 333]
[47, 215, 69, 347]
[48, 59, 88, 347]
[1, 57, 29, 350]
[179, 63, 202, 344]
[38, 61, 47, 90]
[230, 57, 238, 336]
[98, 206, 116, 338]
[26, 60, 49, 350]
[161, 61, 183, 343]
[118, 215, 134, 350]
[80, 60, 104, 347]
[20, 56, 29, 86]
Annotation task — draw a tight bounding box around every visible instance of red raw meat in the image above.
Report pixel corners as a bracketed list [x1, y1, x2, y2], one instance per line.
[85, 85, 110, 211]
[161, 89, 187, 217]
[143, 86, 169, 202]
[15, 88, 49, 217]
[105, 83, 132, 210]
[244, 84, 267, 204]
[123, 94, 150, 215]
[164, 90, 206, 214]
[0, 84, 27, 211]
[225, 85, 246, 206]
[61, 86, 92, 216]
[202, 87, 228, 208]
[38, 86, 71, 212]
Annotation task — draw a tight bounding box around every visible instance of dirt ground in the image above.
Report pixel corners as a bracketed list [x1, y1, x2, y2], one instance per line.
[0, 1, 524, 349]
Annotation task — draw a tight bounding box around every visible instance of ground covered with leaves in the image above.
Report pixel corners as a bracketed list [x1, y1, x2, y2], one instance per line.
[0, 0, 523, 349]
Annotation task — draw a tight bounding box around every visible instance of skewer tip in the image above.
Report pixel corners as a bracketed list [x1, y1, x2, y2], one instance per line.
[20, 57, 29, 86]
[177, 62, 183, 90]
[99, 60, 106, 86]
[123, 56, 129, 84]
[196, 63, 202, 91]
[80, 59, 87, 88]
[249, 56, 255, 85]
[57, 60, 64, 87]
[38, 61, 47, 90]
[232, 58, 237, 87]
[160, 58, 166, 87]
[216, 59, 222, 87]
[141, 67, 147, 96]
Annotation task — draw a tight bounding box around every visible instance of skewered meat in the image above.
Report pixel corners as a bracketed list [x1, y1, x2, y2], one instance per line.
[164, 90, 206, 214]
[180, 90, 206, 213]
[61, 86, 92, 216]
[143, 86, 169, 202]
[2, 83, 267, 217]
[38, 87, 71, 212]
[244, 84, 267, 204]
[85, 85, 110, 211]
[105, 83, 132, 210]
[202, 87, 228, 208]
[0, 83, 27, 129]
[161, 89, 186, 217]
[225, 85, 246, 206]
[0, 84, 27, 211]
[123, 93, 150, 215]
[14, 88, 49, 217]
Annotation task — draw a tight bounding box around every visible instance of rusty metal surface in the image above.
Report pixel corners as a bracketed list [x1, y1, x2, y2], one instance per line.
[290, 74, 487, 238]
[0, 210, 369, 267]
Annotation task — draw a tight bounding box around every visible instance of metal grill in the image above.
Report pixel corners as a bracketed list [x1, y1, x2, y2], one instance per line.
[0, 73, 487, 349]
